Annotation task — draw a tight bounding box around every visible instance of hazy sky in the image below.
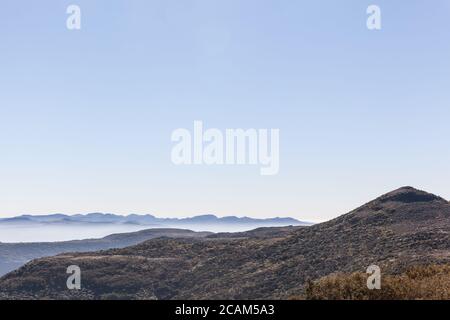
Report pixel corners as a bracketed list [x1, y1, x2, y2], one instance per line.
[1, 1, 449, 222]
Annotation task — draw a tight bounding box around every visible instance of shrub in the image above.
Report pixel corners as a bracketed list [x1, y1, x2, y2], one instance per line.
[299, 264, 450, 300]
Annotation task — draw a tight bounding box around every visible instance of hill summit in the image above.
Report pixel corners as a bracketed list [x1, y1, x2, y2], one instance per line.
[331, 186, 449, 232]
[376, 186, 446, 204]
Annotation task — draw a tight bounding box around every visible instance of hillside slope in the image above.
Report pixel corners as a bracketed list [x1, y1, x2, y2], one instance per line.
[0, 229, 211, 277]
[0, 187, 449, 300]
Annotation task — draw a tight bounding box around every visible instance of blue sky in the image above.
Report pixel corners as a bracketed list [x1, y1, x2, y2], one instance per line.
[1, 0, 449, 222]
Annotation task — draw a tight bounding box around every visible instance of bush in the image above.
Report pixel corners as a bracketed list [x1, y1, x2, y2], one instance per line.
[298, 264, 450, 300]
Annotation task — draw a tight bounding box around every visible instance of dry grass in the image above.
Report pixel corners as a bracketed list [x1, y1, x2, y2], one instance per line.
[298, 264, 450, 300]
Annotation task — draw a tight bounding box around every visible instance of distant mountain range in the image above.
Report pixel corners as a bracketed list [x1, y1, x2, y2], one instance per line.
[0, 213, 306, 276]
[0, 187, 448, 300]
[0, 213, 307, 228]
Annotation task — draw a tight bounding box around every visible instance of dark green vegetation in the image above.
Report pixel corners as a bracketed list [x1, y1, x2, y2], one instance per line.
[0, 187, 449, 300]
